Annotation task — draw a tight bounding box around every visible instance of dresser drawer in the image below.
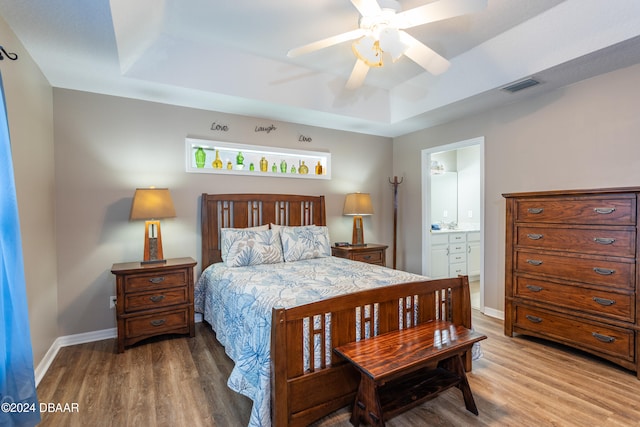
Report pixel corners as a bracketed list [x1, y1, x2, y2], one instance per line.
[124, 270, 189, 292]
[124, 287, 188, 312]
[515, 276, 634, 322]
[124, 308, 190, 339]
[352, 250, 384, 265]
[514, 305, 634, 362]
[516, 196, 635, 225]
[515, 250, 635, 290]
[516, 225, 635, 257]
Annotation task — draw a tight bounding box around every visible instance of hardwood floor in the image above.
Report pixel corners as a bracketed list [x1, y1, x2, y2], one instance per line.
[37, 311, 640, 426]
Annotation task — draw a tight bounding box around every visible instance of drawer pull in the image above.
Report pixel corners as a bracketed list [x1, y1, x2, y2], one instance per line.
[594, 207, 616, 214]
[149, 295, 166, 303]
[593, 267, 615, 275]
[362, 255, 372, 260]
[525, 285, 543, 292]
[525, 315, 542, 323]
[526, 259, 543, 266]
[593, 237, 616, 245]
[592, 297, 616, 306]
[592, 332, 616, 343]
[527, 208, 544, 214]
[527, 233, 543, 240]
[150, 319, 166, 327]
[149, 277, 165, 284]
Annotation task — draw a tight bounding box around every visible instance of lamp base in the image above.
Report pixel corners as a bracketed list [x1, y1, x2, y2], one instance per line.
[143, 221, 165, 263]
[351, 216, 365, 246]
[141, 258, 167, 265]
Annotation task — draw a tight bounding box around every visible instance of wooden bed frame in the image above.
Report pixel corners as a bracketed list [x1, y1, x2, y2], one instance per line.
[200, 193, 473, 427]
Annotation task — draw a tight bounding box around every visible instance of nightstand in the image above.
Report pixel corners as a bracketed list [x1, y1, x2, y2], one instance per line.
[331, 244, 388, 267]
[111, 257, 197, 353]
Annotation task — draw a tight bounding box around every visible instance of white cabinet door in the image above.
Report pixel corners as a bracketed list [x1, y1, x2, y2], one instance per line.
[467, 232, 481, 278]
[430, 244, 449, 279]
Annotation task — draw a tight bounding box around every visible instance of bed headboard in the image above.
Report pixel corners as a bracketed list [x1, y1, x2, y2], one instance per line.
[201, 193, 326, 269]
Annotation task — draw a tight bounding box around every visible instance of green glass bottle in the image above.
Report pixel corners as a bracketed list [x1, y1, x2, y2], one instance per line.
[195, 147, 206, 168]
[272, 163, 277, 173]
[280, 159, 287, 173]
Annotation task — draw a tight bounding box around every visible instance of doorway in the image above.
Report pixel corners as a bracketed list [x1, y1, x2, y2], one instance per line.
[421, 137, 484, 311]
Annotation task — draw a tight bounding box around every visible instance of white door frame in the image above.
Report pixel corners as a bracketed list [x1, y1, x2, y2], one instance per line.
[421, 136, 485, 311]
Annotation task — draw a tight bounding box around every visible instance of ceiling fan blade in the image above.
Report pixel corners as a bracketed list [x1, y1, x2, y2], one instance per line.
[345, 59, 370, 90]
[287, 29, 366, 57]
[393, 0, 487, 30]
[399, 32, 450, 75]
[351, 0, 382, 17]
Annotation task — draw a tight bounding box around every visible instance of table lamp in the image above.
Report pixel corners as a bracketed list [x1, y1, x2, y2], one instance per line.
[343, 192, 374, 246]
[130, 188, 176, 264]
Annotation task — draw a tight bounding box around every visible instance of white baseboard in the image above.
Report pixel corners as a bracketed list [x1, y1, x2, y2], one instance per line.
[35, 314, 205, 386]
[35, 328, 116, 386]
[482, 306, 504, 320]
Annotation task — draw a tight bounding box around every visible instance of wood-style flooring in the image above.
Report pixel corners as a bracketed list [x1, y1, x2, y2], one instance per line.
[37, 311, 640, 426]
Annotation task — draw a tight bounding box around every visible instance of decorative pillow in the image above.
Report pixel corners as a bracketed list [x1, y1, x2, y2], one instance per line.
[220, 225, 269, 262]
[280, 225, 331, 262]
[221, 228, 284, 267]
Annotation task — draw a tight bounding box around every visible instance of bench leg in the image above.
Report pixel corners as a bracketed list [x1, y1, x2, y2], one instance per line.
[441, 354, 479, 416]
[351, 375, 384, 427]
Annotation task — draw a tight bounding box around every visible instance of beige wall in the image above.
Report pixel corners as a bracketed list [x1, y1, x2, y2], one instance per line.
[0, 16, 58, 364]
[393, 62, 640, 315]
[52, 89, 393, 336]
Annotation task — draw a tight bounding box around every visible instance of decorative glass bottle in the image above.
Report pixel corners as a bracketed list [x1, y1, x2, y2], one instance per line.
[290, 164, 296, 174]
[260, 157, 268, 172]
[195, 147, 206, 168]
[236, 152, 244, 169]
[212, 150, 223, 169]
[280, 159, 287, 173]
[299, 161, 309, 174]
[272, 163, 277, 173]
[315, 161, 323, 175]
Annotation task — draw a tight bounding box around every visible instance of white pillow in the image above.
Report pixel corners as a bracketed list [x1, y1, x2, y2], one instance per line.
[220, 225, 269, 262]
[221, 228, 284, 267]
[279, 225, 331, 262]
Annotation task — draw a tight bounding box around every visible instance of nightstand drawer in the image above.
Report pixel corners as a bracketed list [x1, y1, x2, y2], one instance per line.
[124, 308, 190, 339]
[124, 288, 188, 312]
[124, 270, 188, 292]
[352, 251, 384, 264]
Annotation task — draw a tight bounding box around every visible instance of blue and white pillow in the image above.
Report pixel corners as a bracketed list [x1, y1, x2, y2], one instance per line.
[221, 228, 284, 267]
[279, 225, 331, 262]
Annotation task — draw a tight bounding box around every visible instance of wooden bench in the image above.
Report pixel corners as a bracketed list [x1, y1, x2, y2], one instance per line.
[334, 319, 487, 426]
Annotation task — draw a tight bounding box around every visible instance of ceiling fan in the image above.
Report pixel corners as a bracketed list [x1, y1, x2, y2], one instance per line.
[287, 0, 487, 89]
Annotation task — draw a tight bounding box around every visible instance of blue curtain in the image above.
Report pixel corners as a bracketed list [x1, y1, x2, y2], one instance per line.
[0, 73, 40, 426]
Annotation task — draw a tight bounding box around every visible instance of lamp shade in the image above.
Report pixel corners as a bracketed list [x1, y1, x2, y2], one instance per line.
[343, 193, 374, 216]
[130, 188, 176, 220]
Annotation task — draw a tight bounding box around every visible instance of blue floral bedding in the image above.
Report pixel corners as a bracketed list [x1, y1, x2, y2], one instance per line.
[194, 256, 427, 427]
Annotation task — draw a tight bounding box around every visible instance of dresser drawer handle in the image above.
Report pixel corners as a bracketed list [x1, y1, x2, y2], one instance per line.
[149, 277, 165, 284]
[525, 315, 542, 323]
[149, 295, 166, 303]
[592, 332, 616, 343]
[527, 208, 544, 214]
[593, 237, 616, 245]
[150, 319, 166, 327]
[526, 259, 543, 266]
[594, 207, 616, 214]
[527, 233, 543, 240]
[592, 297, 616, 306]
[525, 285, 543, 292]
[593, 267, 615, 275]
[362, 255, 372, 260]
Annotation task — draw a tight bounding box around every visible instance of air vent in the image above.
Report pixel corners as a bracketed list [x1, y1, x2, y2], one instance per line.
[501, 78, 540, 93]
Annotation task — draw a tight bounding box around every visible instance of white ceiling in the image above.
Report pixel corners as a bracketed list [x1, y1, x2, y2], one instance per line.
[1, 0, 640, 137]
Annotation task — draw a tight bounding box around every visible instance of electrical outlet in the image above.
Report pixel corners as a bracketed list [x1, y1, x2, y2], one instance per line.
[109, 296, 117, 309]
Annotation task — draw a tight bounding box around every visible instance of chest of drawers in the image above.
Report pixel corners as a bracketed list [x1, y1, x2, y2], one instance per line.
[111, 257, 197, 353]
[503, 188, 640, 377]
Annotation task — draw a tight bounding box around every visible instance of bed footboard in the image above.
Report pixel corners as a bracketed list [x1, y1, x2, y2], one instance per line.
[270, 275, 472, 427]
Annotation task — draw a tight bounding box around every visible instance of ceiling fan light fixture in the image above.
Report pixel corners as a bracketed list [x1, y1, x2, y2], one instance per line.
[352, 36, 384, 68]
[379, 27, 408, 62]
